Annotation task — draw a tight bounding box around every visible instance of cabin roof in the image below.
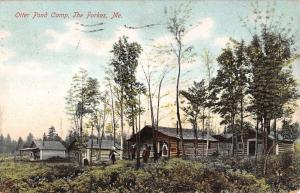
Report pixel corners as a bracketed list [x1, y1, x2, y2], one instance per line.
[127, 125, 218, 142]
[212, 134, 233, 142]
[31, 140, 66, 151]
[214, 128, 293, 142]
[157, 126, 218, 141]
[87, 139, 121, 150]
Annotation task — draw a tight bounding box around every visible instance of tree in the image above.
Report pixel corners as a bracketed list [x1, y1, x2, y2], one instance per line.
[202, 49, 216, 156]
[0, 134, 4, 153]
[65, 68, 89, 144]
[166, 3, 196, 157]
[181, 80, 207, 158]
[47, 126, 61, 141]
[16, 137, 24, 151]
[280, 120, 300, 140]
[212, 41, 249, 156]
[243, 2, 300, 156]
[65, 69, 102, 165]
[110, 36, 142, 159]
[24, 133, 34, 148]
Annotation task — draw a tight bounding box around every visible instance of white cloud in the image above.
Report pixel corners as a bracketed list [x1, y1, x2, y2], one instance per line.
[45, 21, 140, 56]
[0, 60, 51, 78]
[149, 17, 214, 47]
[184, 17, 214, 42]
[213, 36, 230, 48]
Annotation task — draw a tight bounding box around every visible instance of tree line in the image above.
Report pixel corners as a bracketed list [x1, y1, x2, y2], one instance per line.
[0, 133, 33, 154]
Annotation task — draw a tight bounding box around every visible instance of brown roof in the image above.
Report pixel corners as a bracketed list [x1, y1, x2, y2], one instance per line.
[128, 125, 218, 142]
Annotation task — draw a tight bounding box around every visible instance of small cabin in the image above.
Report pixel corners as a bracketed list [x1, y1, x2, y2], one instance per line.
[19, 140, 66, 161]
[213, 128, 295, 157]
[127, 125, 219, 158]
[84, 138, 121, 163]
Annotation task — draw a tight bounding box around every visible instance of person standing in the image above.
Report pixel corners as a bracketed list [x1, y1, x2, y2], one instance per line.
[142, 144, 149, 163]
[109, 146, 118, 164]
[131, 144, 137, 160]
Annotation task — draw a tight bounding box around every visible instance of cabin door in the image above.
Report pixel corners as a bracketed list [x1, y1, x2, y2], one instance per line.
[248, 140, 256, 156]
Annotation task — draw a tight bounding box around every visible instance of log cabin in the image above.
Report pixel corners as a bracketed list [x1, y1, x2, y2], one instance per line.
[213, 128, 294, 157]
[126, 125, 219, 158]
[19, 140, 66, 161]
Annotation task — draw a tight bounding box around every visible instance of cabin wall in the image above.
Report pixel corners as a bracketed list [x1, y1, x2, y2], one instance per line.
[40, 150, 66, 160]
[68, 150, 80, 161]
[217, 142, 232, 156]
[86, 149, 121, 162]
[179, 141, 218, 157]
[276, 142, 294, 155]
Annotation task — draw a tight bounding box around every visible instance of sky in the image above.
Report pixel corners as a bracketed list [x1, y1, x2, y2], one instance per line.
[0, 0, 299, 139]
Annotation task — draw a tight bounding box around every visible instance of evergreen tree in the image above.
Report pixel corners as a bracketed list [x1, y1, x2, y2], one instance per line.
[24, 133, 34, 148]
[0, 134, 4, 153]
[47, 126, 61, 141]
[16, 137, 24, 150]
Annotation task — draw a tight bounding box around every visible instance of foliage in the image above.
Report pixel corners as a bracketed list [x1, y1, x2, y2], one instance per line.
[45, 126, 62, 141]
[0, 157, 280, 193]
[280, 119, 300, 140]
[0, 134, 18, 154]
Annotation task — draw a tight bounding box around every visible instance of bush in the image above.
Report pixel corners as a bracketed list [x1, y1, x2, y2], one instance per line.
[3, 155, 300, 193]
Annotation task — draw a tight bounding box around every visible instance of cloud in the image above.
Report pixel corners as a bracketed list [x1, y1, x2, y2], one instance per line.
[45, 21, 140, 56]
[213, 36, 230, 48]
[150, 17, 214, 47]
[183, 17, 214, 42]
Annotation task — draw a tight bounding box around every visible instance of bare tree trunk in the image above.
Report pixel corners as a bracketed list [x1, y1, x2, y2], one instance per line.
[274, 118, 277, 154]
[120, 89, 124, 160]
[193, 121, 198, 159]
[255, 117, 259, 159]
[240, 96, 245, 156]
[176, 42, 185, 158]
[98, 99, 107, 161]
[206, 117, 210, 157]
[132, 105, 135, 136]
[136, 94, 141, 169]
[149, 85, 157, 161]
[231, 114, 235, 156]
[90, 125, 94, 166]
[143, 66, 157, 161]
[110, 84, 116, 146]
[202, 110, 205, 157]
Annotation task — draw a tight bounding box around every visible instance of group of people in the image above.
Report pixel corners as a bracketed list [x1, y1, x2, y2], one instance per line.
[109, 142, 169, 165]
[129, 144, 151, 162]
[130, 142, 169, 162]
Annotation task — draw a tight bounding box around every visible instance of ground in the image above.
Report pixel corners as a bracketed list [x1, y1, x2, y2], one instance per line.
[0, 153, 299, 193]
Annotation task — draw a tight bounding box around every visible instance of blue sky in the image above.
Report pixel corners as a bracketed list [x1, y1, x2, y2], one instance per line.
[0, 1, 299, 139]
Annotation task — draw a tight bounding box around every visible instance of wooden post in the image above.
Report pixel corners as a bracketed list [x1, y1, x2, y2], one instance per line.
[168, 138, 171, 158]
